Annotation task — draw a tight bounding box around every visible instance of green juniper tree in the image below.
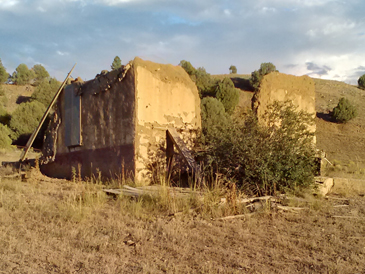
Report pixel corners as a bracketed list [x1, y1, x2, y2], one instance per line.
[0, 59, 8, 83]
[12, 64, 35, 85]
[32, 64, 50, 86]
[332, 97, 358, 123]
[229, 65, 237, 74]
[250, 62, 277, 91]
[111, 56, 122, 70]
[215, 77, 239, 114]
[358, 74, 365, 90]
[31, 77, 60, 107]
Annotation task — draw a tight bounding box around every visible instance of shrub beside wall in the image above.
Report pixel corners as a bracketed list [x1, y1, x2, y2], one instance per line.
[197, 101, 316, 196]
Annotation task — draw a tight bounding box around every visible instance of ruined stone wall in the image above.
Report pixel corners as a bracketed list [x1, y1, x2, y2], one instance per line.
[252, 72, 316, 135]
[41, 57, 201, 181]
[132, 57, 201, 182]
[41, 67, 136, 179]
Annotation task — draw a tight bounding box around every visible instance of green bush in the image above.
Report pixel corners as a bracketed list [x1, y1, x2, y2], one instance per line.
[200, 97, 228, 137]
[250, 62, 277, 91]
[179, 60, 196, 76]
[0, 124, 12, 148]
[12, 64, 35, 85]
[197, 101, 316, 196]
[0, 105, 10, 126]
[9, 101, 46, 139]
[332, 97, 358, 123]
[32, 64, 50, 86]
[229, 65, 237, 74]
[358, 74, 365, 90]
[179, 60, 218, 98]
[193, 67, 218, 98]
[0, 59, 8, 84]
[31, 78, 60, 106]
[215, 77, 239, 114]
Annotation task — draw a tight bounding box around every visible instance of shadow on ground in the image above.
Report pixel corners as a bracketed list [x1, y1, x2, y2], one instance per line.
[230, 77, 254, 92]
[16, 96, 32, 104]
[316, 112, 336, 123]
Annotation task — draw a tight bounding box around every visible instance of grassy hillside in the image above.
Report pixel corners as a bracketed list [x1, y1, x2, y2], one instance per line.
[0, 84, 34, 113]
[314, 78, 365, 169]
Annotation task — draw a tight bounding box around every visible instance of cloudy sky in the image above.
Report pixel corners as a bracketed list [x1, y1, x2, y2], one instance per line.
[0, 0, 364, 84]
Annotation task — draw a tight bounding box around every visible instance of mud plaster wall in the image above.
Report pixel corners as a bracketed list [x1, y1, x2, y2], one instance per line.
[133, 57, 201, 181]
[254, 72, 316, 135]
[41, 67, 136, 179]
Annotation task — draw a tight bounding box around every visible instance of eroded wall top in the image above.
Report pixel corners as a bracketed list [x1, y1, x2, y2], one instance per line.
[254, 72, 315, 115]
[133, 57, 201, 129]
[253, 72, 316, 131]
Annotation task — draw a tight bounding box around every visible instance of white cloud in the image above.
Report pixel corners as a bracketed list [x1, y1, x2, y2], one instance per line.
[96, 0, 137, 5]
[323, 21, 356, 35]
[261, 6, 276, 13]
[37, 6, 46, 12]
[57, 51, 69, 56]
[0, 0, 18, 9]
[286, 53, 365, 84]
[223, 9, 231, 16]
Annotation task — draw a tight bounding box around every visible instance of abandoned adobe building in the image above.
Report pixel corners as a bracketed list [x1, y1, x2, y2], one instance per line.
[40, 57, 201, 181]
[39, 56, 320, 182]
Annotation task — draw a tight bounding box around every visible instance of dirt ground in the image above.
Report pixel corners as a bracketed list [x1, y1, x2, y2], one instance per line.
[0, 173, 364, 274]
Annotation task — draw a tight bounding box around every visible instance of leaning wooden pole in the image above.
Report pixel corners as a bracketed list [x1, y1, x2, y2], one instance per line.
[19, 63, 76, 162]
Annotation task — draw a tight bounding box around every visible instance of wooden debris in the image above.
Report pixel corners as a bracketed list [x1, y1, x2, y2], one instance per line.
[220, 195, 278, 205]
[217, 214, 248, 221]
[276, 205, 307, 212]
[167, 128, 201, 180]
[325, 197, 350, 201]
[333, 204, 349, 208]
[2, 172, 25, 179]
[332, 216, 364, 219]
[103, 189, 122, 196]
[103, 185, 201, 199]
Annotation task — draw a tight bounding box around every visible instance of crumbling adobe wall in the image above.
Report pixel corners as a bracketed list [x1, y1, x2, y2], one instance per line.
[133, 57, 201, 182]
[252, 72, 316, 134]
[41, 66, 136, 179]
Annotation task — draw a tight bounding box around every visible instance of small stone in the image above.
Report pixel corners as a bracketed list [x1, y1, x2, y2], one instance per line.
[124, 240, 135, 246]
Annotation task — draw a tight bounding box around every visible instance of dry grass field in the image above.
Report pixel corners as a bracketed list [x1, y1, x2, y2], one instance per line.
[0, 168, 364, 273]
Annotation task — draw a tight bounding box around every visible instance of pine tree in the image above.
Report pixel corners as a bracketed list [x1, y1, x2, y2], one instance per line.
[111, 56, 122, 70]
